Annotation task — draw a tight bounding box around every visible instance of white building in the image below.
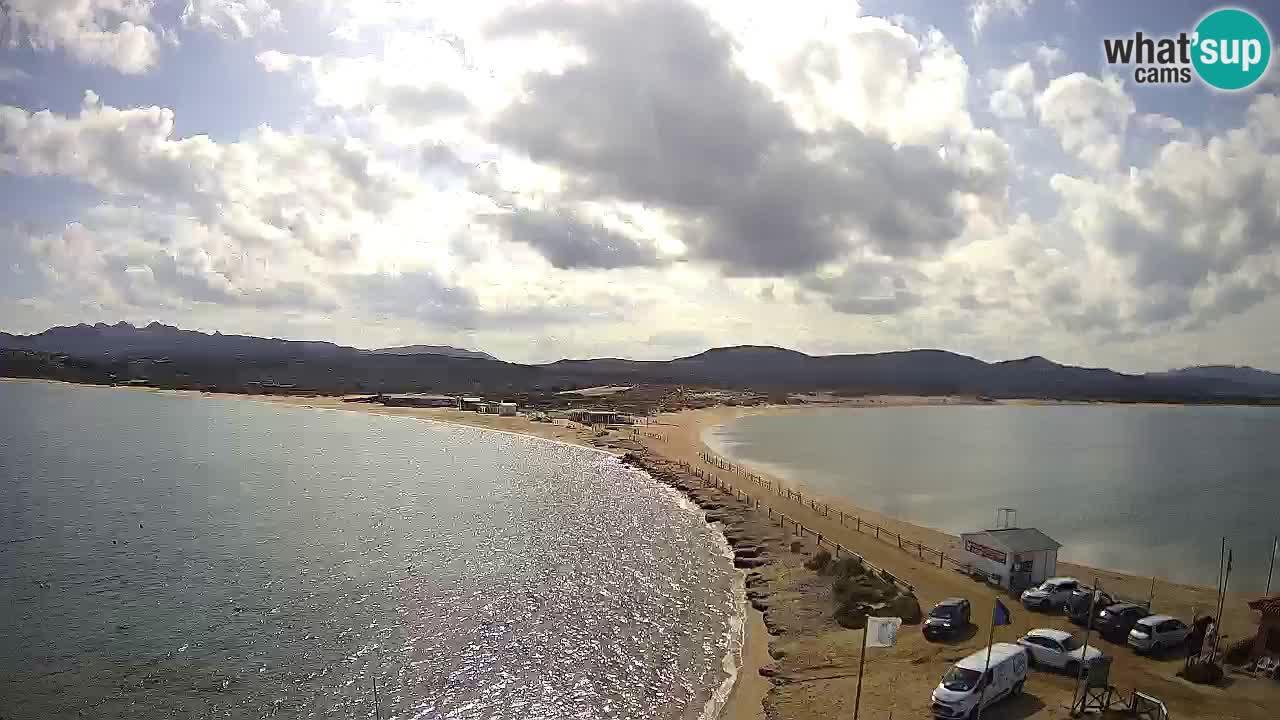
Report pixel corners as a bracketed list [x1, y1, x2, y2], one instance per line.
[959, 527, 1061, 592]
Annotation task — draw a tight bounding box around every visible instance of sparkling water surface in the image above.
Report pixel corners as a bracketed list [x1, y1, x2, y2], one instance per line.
[0, 381, 740, 719]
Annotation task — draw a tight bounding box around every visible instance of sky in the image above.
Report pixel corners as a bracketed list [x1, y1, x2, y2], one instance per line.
[1, 0, 1278, 371]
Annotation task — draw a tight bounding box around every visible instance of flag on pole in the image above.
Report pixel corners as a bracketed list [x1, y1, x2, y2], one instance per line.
[992, 598, 1012, 626]
[866, 616, 903, 647]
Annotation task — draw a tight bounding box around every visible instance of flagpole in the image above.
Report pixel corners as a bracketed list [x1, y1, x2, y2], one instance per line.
[1073, 577, 1100, 706]
[1212, 548, 1232, 661]
[972, 609, 997, 720]
[853, 624, 869, 720]
[1266, 536, 1277, 597]
[1208, 537, 1225, 662]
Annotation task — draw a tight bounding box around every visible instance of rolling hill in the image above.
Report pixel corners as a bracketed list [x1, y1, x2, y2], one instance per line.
[2, 323, 1276, 401]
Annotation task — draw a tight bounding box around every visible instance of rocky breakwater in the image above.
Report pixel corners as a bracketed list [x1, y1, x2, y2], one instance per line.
[619, 450, 923, 717]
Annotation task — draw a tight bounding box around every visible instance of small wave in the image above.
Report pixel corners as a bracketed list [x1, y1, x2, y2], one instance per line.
[700, 530, 746, 720]
[650, 476, 748, 720]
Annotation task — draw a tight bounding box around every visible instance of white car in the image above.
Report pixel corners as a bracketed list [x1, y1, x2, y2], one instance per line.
[1017, 628, 1105, 675]
[931, 642, 1028, 719]
[1127, 615, 1191, 654]
[1020, 577, 1080, 610]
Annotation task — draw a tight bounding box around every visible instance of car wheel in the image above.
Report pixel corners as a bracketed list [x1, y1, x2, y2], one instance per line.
[1065, 661, 1081, 678]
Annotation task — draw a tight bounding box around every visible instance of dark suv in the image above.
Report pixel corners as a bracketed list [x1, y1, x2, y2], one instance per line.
[1066, 588, 1115, 626]
[923, 597, 972, 640]
[1095, 603, 1150, 641]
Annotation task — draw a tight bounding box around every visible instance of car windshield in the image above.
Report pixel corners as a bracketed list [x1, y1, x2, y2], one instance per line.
[930, 605, 958, 619]
[1037, 581, 1056, 591]
[1062, 636, 1083, 651]
[942, 667, 982, 692]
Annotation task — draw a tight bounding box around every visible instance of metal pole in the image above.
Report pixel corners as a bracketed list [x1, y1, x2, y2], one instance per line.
[372, 673, 381, 720]
[1212, 549, 1232, 661]
[1266, 536, 1278, 597]
[1073, 577, 1100, 711]
[853, 624, 869, 720]
[973, 615, 997, 720]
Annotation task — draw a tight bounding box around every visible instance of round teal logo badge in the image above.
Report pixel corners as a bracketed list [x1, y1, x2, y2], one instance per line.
[1192, 8, 1271, 90]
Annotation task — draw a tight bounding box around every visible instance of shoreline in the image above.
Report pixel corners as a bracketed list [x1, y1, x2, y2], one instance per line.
[5, 379, 1276, 718]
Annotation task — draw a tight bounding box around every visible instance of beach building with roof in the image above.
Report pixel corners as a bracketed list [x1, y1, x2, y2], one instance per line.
[1244, 596, 1280, 664]
[567, 408, 627, 425]
[959, 527, 1062, 592]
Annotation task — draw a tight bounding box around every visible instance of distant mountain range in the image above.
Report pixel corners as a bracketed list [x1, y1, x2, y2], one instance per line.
[368, 345, 499, 361]
[2, 323, 1278, 401]
[0, 322, 497, 362]
[1150, 365, 1280, 390]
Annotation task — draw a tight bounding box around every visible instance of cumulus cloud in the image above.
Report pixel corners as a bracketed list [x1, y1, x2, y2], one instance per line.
[0, 91, 410, 223]
[989, 62, 1036, 119]
[804, 260, 927, 315]
[1032, 44, 1065, 69]
[970, 0, 1034, 36]
[181, 0, 283, 39]
[1046, 93, 1280, 335]
[774, 17, 975, 145]
[1036, 72, 1134, 171]
[24, 210, 340, 314]
[1, 0, 159, 73]
[1137, 113, 1184, 135]
[484, 207, 666, 270]
[485, 0, 1001, 277]
[256, 47, 474, 129]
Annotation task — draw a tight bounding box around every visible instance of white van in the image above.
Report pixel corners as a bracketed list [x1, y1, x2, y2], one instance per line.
[931, 642, 1029, 719]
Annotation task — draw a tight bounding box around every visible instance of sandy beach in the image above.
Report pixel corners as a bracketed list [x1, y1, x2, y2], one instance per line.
[5, 379, 1276, 719]
[633, 402, 1276, 720]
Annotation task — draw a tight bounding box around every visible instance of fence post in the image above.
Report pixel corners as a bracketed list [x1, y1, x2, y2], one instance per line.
[939, 551, 945, 569]
[898, 535, 902, 550]
[876, 525, 880, 539]
[856, 517, 861, 532]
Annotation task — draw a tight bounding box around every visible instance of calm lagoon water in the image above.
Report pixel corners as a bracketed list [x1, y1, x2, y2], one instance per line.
[706, 404, 1280, 590]
[0, 381, 740, 719]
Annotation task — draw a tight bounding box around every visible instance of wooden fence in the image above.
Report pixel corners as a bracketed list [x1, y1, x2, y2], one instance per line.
[674, 457, 917, 594]
[691, 447, 980, 576]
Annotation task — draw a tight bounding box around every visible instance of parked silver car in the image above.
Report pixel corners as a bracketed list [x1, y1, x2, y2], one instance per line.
[1019, 577, 1080, 610]
[1127, 615, 1191, 653]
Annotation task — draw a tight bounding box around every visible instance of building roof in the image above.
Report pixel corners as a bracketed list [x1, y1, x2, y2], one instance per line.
[962, 527, 1062, 553]
[460, 397, 483, 402]
[1247, 596, 1280, 616]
